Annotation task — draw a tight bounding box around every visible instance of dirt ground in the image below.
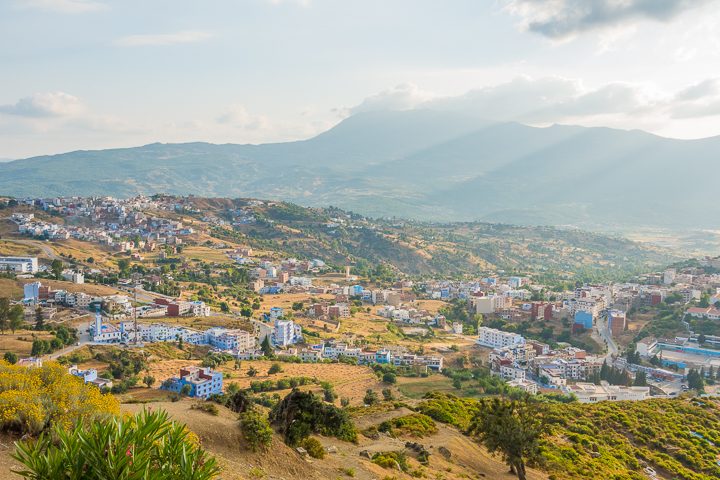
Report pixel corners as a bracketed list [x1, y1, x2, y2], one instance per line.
[116, 399, 549, 480]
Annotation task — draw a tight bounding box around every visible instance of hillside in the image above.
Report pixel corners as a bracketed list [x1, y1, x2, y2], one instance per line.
[187, 198, 677, 281]
[1, 111, 719, 230]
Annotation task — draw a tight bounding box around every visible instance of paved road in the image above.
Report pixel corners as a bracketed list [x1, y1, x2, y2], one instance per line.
[594, 314, 619, 362]
[2, 238, 60, 260]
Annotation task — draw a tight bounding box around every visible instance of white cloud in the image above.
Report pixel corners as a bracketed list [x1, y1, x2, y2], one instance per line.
[114, 31, 212, 47]
[15, 0, 105, 13]
[507, 0, 716, 39]
[349, 83, 435, 115]
[216, 105, 270, 130]
[348, 76, 720, 134]
[0, 92, 84, 117]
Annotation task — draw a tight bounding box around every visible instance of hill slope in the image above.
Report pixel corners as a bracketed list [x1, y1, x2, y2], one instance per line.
[1, 111, 718, 229]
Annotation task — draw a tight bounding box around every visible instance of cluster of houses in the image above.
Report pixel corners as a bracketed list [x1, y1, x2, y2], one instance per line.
[22, 281, 211, 321]
[479, 327, 650, 402]
[279, 340, 444, 372]
[11, 196, 193, 250]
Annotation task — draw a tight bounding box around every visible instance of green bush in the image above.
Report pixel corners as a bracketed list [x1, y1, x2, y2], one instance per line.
[270, 390, 358, 446]
[372, 451, 409, 472]
[239, 410, 274, 452]
[301, 437, 325, 459]
[378, 413, 437, 438]
[12, 409, 219, 479]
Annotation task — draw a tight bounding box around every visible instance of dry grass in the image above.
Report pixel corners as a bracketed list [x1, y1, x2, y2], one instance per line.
[0, 330, 56, 356]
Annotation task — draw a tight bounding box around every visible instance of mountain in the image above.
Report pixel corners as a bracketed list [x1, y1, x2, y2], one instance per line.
[1, 110, 718, 230]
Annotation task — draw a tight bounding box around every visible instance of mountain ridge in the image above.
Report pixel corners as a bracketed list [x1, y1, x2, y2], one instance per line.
[2, 111, 718, 230]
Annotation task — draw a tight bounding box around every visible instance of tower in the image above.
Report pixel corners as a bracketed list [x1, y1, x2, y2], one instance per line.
[94, 305, 102, 337]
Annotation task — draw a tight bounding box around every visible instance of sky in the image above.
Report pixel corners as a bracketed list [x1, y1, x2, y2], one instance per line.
[2, 0, 720, 158]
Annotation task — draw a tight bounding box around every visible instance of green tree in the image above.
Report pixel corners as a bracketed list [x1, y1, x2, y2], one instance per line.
[633, 371, 647, 386]
[35, 306, 44, 330]
[268, 363, 283, 375]
[8, 305, 24, 334]
[239, 410, 274, 452]
[143, 375, 155, 388]
[117, 258, 130, 276]
[3, 351, 17, 364]
[468, 398, 547, 480]
[50, 259, 63, 280]
[180, 384, 192, 396]
[247, 366, 259, 377]
[260, 336, 274, 357]
[382, 372, 397, 384]
[0, 298, 9, 334]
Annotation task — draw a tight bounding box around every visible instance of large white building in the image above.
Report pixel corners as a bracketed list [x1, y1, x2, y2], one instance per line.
[477, 327, 525, 348]
[565, 381, 650, 403]
[0, 256, 38, 273]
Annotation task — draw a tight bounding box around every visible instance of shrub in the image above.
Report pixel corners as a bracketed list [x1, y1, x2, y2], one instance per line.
[378, 413, 437, 438]
[416, 392, 479, 430]
[372, 451, 409, 472]
[0, 361, 118, 435]
[191, 402, 219, 416]
[2, 352, 17, 365]
[270, 390, 357, 446]
[268, 363, 283, 375]
[363, 389, 379, 405]
[301, 437, 325, 459]
[12, 409, 220, 479]
[239, 410, 274, 452]
[382, 372, 397, 384]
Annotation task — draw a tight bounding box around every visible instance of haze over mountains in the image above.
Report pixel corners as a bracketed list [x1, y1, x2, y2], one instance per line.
[1, 109, 716, 230]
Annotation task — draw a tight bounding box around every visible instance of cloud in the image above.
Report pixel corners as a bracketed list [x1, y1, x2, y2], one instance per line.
[349, 83, 434, 115]
[216, 105, 270, 130]
[507, 0, 715, 39]
[0, 92, 84, 117]
[15, 0, 105, 13]
[114, 31, 212, 47]
[669, 78, 720, 118]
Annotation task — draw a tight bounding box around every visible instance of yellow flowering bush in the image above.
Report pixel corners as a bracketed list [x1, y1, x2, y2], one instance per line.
[0, 360, 119, 435]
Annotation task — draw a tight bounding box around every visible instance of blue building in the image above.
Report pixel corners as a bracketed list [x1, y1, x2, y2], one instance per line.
[574, 311, 594, 330]
[161, 366, 223, 399]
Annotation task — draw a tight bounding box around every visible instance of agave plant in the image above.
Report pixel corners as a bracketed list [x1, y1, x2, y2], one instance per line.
[12, 409, 220, 480]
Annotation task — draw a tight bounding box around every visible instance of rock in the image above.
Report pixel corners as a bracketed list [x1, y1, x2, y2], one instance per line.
[295, 447, 307, 456]
[325, 445, 338, 454]
[359, 450, 372, 459]
[438, 446, 452, 459]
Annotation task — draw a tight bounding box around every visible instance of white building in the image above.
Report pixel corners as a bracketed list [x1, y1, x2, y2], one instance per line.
[565, 381, 650, 403]
[507, 378, 538, 395]
[477, 327, 525, 348]
[0, 256, 38, 273]
[474, 295, 506, 314]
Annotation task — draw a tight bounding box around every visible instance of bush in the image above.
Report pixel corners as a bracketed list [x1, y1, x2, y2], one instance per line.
[372, 451, 409, 472]
[378, 413, 437, 438]
[268, 363, 283, 375]
[191, 402, 219, 416]
[382, 372, 397, 384]
[13, 409, 220, 479]
[269, 390, 357, 446]
[3, 352, 17, 365]
[416, 392, 479, 430]
[363, 389, 379, 405]
[301, 437, 325, 459]
[0, 361, 118, 435]
[239, 410, 274, 452]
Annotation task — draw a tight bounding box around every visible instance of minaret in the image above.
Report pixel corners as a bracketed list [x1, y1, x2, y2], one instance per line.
[95, 305, 102, 337]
